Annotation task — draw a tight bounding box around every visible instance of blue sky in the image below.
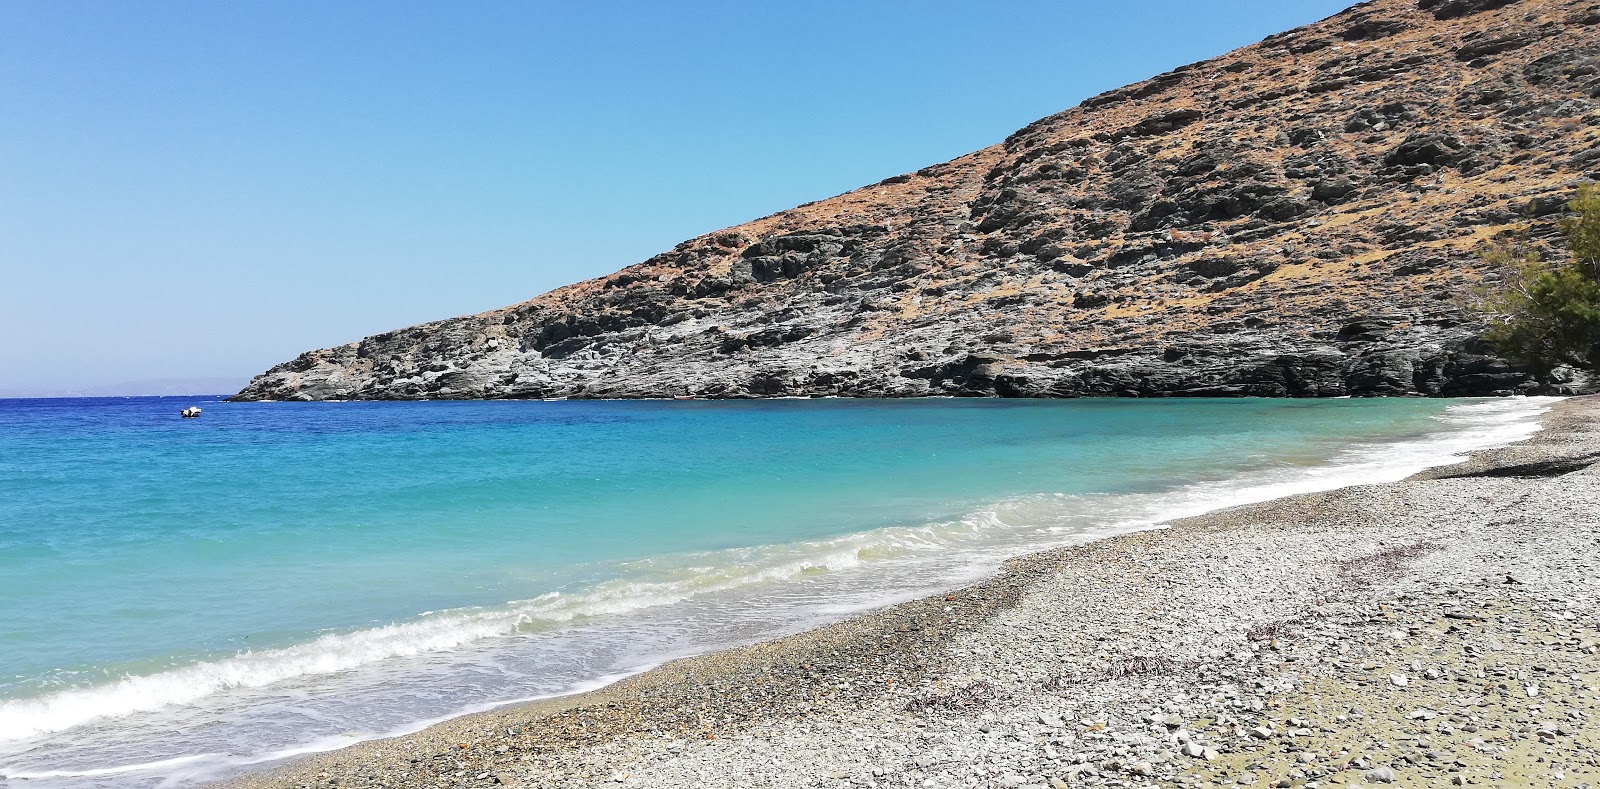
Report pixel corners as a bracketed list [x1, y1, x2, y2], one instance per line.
[1, 0, 1354, 395]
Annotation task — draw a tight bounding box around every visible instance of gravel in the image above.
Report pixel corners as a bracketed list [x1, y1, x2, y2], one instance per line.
[231, 396, 1600, 789]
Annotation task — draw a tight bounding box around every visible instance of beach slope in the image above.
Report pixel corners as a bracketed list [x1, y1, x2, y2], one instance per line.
[236, 396, 1600, 788]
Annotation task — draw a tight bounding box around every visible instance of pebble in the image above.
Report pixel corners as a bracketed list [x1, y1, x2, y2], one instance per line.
[1364, 766, 1397, 783]
[241, 399, 1600, 789]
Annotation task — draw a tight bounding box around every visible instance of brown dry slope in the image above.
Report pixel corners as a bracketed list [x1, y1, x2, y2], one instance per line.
[235, 0, 1600, 402]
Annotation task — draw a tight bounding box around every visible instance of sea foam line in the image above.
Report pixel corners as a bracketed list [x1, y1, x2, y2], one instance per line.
[1110, 396, 1559, 530]
[0, 397, 1558, 743]
[0, 668, 649, 782]
[0, 515, 1009, 740]
[0, 752, 215, 779]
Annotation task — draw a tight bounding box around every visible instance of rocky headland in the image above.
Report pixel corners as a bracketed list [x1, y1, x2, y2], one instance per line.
[235, 0, 1600, 402]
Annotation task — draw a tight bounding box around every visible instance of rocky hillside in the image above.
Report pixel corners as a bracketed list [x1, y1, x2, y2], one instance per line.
[235, 0, 1600, 401]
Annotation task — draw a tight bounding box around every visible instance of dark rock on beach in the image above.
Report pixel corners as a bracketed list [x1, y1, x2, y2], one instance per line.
[234, 0, 1600, 402]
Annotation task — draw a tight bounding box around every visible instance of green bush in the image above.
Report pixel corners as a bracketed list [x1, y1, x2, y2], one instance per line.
[1477, 184, 1600, 378]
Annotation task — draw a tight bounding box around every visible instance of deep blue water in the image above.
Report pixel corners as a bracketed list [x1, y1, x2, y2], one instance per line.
[0, 395, 1553, 786]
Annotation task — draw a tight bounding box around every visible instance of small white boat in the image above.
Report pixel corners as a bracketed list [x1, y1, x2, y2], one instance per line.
[180, 407, 202, 418]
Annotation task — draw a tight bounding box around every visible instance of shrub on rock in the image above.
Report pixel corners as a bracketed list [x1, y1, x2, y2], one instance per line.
[1477, 184, 1600, 377]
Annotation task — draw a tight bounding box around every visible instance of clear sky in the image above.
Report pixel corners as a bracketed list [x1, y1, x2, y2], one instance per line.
[1, 0, 1354, 396]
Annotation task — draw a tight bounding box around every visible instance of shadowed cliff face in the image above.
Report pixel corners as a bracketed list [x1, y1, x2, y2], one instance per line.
[236, 0, 1600, 402]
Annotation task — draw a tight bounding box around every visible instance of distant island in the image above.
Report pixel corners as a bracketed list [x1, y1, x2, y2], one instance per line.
[235, 0, 1595, 402]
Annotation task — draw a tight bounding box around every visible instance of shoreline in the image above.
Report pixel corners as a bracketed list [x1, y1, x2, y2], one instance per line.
[227, 395, 1600, 789]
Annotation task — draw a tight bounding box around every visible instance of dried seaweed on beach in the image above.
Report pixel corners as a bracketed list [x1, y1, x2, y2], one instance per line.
[903, 680, 1002, 715]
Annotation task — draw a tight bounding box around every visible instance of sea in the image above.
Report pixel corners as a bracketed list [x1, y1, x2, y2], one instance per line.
[0, 395, 1556, 787]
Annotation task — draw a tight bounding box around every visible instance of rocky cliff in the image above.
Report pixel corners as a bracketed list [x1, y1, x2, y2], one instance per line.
[235, 0, 1600, 401]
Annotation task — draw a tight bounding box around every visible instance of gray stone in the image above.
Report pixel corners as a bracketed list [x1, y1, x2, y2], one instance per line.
[1364, 766, 1398, 783]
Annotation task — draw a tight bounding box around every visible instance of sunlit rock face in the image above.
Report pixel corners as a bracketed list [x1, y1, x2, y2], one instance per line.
[236, 0, 1600, 402]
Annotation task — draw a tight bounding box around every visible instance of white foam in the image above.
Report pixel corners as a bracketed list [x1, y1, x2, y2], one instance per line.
[1111, 396, 1559, 529]
[0, 525, 975, 740]
[0, 396, 1558, 748]
[0, 669, 651, 785]
[2, 753, 215, 779]
[212, 665, 653, 776]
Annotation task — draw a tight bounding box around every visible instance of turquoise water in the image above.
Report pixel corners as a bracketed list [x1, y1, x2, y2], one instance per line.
[0, 396, 1553, 786]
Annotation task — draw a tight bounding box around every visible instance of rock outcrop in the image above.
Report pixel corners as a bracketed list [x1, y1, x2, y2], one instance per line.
[235, 0, 1600, 401]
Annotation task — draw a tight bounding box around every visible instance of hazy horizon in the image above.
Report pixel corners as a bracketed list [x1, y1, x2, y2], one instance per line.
[0, 377, 248, 399]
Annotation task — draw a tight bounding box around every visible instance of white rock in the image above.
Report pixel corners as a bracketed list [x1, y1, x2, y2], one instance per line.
[1364, 766, 1397, 783]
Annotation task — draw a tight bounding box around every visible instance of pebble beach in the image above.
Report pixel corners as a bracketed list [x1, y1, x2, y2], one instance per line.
[236, 395, 1600, 789]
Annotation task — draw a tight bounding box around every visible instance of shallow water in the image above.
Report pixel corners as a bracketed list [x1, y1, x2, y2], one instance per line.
[0, 396, 1555, 786]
